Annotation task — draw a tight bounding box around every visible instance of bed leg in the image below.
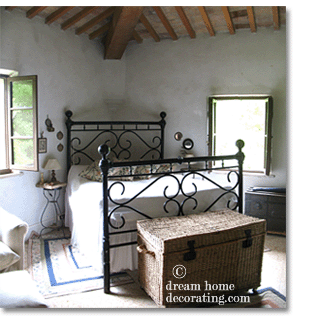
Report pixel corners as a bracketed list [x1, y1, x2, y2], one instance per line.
[103, 223, 111, 294]
[104, 262, 110, 294]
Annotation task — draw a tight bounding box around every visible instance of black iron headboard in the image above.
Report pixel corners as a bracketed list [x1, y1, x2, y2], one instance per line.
[65, 110, 167, 173]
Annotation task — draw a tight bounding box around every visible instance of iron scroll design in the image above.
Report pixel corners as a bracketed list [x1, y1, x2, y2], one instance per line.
[98, 139, 245, 230]
[65, 110, 166, 172]
[99, 139, 244, 294]
[106, 171, 241, 230]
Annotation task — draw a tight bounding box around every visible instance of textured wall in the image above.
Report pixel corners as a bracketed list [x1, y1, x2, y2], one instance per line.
[0, 8, 126, 235]
[124, 28, 286, 190]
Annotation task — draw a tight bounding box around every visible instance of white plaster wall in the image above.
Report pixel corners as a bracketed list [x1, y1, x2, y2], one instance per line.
[124, 27, 286, 191]
[0, 7, 286, 236]
[0, 8, 126, 236]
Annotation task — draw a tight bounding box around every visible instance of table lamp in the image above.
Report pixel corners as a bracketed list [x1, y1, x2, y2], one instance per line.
[43, 159, 61, 183]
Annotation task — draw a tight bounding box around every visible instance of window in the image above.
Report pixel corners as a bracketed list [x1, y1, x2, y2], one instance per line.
[0, 74, 38, 174]
[208, 95, 273, 175]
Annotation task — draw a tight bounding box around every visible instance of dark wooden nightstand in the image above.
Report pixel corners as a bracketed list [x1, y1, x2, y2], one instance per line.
[245, 189, 286, 235]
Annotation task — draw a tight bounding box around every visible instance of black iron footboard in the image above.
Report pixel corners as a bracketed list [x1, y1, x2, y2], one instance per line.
[98, 140, 245, 293]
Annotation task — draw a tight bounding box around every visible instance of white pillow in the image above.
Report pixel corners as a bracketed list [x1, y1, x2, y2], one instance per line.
[0, 270, 48, 308]
[0, 241, 20, 271]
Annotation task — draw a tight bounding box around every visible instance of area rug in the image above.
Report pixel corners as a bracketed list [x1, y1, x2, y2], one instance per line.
[27, 236, 133, 298]
[222, 287, 286, 308]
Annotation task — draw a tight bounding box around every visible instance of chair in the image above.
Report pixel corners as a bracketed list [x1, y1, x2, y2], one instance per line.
[0, 208, 48, 308]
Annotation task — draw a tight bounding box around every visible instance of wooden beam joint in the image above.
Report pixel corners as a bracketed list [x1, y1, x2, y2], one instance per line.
[104, 6, 144, 60]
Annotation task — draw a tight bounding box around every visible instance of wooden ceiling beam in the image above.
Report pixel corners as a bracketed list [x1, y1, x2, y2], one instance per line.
[175, 6, 196, 39]
[89, 23, 111, 40]
[45, 7, 74, 25]
[104, 6, 144, 59]
[26, 7, 47, 19]
[272, 6, 280, 30]
[76, 7, 115, 35]
[246, 6, 256, 33]
[5, 7, 17, 11]
[61, 6, 98, 30]
[133, 30, 143, 44]
[198, 6, 215, 36]
[139, 13, 160, 42]
[222, 6, 235, 35]
[153, 6, 178, 40]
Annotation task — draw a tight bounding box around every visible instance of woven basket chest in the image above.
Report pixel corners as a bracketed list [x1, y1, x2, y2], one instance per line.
[137, 209, 266, 306]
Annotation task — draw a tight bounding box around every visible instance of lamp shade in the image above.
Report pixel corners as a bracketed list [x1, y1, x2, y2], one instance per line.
[43, 159, 61, 170]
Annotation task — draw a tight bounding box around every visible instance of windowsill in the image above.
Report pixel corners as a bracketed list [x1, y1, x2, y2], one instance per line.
[0, 170, 24, 179]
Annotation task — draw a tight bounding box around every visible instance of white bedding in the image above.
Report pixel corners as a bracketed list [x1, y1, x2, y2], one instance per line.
[65, 165, 235, 273]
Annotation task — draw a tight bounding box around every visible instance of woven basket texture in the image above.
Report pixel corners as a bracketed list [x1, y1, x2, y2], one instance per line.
[137, 209, 266, 306]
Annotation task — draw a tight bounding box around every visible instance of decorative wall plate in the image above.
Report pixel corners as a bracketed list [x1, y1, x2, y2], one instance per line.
[183, 138, 194, 150]
[57, 143, 64, 152]
[174, 132, 183, 141]
[57, 131, 63, 140]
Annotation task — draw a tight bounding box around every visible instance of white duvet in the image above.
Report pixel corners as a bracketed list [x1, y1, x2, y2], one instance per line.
[65, 165, 235, 273]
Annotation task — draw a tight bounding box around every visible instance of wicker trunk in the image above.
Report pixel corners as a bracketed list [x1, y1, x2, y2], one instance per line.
[137, 210, 266, 307]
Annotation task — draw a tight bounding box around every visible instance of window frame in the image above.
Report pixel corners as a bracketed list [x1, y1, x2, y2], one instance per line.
[208, 95, 273, 175]
[1, 75, 38, 174]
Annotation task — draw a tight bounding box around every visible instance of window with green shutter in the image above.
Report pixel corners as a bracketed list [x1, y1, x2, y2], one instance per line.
[208, 95, 273, 175]
[1, 74, 38, 174]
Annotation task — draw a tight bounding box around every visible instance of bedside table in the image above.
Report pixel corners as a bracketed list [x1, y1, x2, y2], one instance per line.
[36, 182, 67, 237]
[245, 189, 286, 235]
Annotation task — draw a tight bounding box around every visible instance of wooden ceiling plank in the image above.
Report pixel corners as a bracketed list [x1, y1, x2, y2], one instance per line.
[45, 7, 74, 25]
[272, 6, 280, 30]
[246, 6, 256, 33]
[198, 6, 215, 36]
[61, 6, 98, 30]
[175, 6, 196, 39]
[76, 7, 115, 35]
[104, 6, 144, 59]
[133, 30, 143, 44]
[222, 6, 235, 35]
[26, 7, 47, 19]
[139, 13, 160, 42]
[5, 7, 17, 11]
[153, 6, 178, 41]
[89, 23, 111, 40]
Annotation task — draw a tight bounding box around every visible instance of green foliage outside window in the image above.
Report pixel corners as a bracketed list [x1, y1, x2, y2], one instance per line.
[9, 77, 37, 169]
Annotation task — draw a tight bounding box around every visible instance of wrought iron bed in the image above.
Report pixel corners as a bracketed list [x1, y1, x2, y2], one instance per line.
[65, 110, 245, 294]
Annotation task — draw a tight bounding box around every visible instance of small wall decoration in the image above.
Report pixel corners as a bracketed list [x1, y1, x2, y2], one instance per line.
[45, 115, 55, 132]
[57, 143, 64, 152]
[182, 138, 194, 150]
[57, 131, 63, 140]
[174, 132, 183, 141]
[38, 136, 47, 153]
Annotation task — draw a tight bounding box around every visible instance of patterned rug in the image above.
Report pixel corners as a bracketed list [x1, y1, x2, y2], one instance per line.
[222, 287, 286, 308]
[27, 236, 133, 298]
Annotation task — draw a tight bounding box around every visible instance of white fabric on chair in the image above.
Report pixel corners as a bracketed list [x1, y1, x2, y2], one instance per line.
[0, 210, 48, 308]
[0, 241, 20, 272]
[0, 208, 28, 271]
[0, 270, 48, 308]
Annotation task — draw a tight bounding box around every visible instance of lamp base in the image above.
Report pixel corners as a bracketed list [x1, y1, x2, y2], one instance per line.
[50, 170, 58, 183]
